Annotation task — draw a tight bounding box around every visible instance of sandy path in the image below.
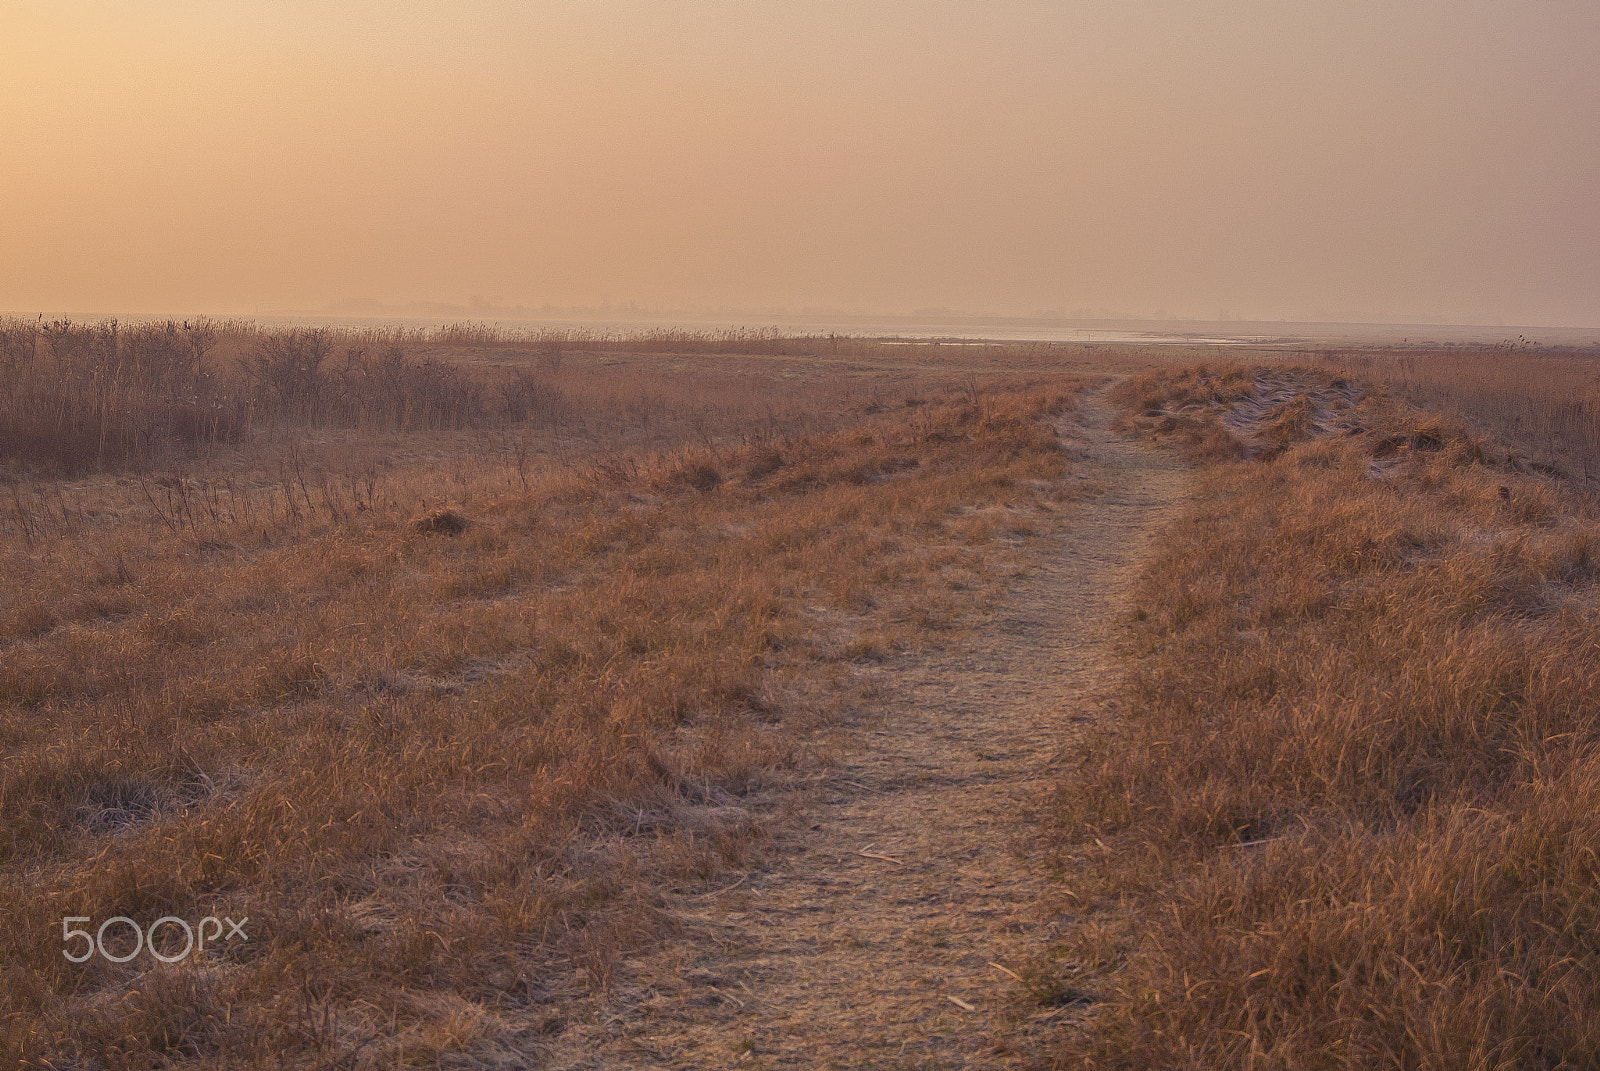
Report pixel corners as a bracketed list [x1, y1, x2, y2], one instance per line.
[542, 391, 1188, 1069]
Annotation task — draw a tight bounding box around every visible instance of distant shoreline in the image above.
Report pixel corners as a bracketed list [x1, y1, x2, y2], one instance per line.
[5, 309, 1599, 348]
[191, 315, 1600, 349]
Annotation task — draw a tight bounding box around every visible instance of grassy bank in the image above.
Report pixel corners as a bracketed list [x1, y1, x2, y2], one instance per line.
[1053, 365, 1600, 1068]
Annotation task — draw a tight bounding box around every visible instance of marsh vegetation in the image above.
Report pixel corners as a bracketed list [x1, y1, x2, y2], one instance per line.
[5, 325, 1599, 1067]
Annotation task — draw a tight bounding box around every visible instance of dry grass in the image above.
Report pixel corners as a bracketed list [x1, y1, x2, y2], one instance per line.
[0, 316, 1160, 478]
[0, 330, 1091, 1067]
[1313, 344, 1600, 481]
[0, 319, 539, 476]
[1050, 364, 1600, 1068]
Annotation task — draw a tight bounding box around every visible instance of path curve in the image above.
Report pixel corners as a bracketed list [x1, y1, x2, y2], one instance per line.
[546, 389, 1188, 1069]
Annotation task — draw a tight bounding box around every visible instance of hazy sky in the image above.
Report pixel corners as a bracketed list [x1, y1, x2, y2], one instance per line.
[3, 2, 1598, 325]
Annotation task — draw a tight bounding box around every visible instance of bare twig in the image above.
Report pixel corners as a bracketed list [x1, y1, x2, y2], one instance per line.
[690, 874, 749, 901]
[857, 848, 905, 866]
[709, 986, 746, 1008]
[988, 962, 1024, 983]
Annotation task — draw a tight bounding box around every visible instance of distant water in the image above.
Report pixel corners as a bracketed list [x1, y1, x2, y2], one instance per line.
[250, 313, 1600, 349]
[271, 316, 1279, 346]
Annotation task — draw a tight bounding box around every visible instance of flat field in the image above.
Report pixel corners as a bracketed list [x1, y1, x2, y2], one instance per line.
[4, 324, 1599, 1068]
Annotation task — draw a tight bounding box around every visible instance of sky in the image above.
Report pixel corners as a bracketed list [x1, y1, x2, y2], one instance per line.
[2, 1, 1598, 326]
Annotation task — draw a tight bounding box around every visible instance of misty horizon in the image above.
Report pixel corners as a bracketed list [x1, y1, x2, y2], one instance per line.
[5, 2, 1599, 328]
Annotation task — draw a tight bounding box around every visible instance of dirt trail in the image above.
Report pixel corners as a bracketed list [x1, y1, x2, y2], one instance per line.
[544, 391, 1188, 1069]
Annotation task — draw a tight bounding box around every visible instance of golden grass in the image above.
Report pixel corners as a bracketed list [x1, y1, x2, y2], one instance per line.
[1050, 364, 1600, 1068]
[0, 334, 1089, 1066]
[1316, 345, 1600, 481]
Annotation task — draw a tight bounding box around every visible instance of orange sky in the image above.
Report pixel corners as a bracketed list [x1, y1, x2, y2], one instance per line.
[3, 2, 1597, 325]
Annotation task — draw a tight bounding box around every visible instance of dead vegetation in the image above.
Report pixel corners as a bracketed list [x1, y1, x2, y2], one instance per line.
[410, 507, 471, 536]
[1051, 363, 1600, 1068]
[1313, 344, 1600, 482]
[0, 325, 1091, 1067]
